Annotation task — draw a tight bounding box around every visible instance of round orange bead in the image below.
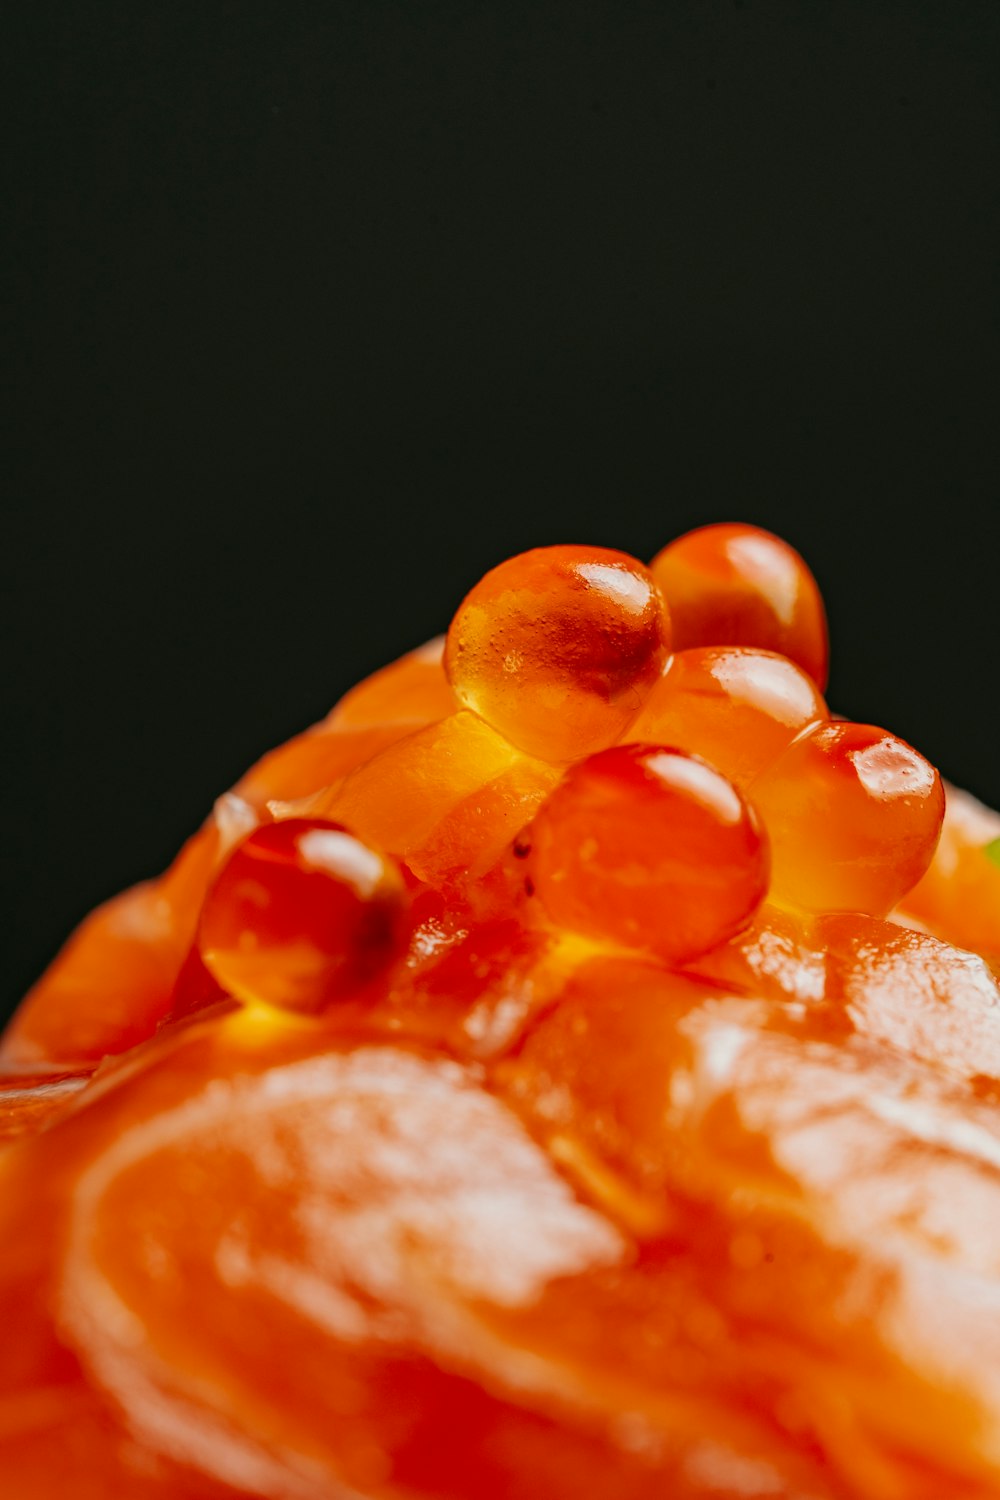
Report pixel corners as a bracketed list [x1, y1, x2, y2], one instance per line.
[650, 523, 829, 690]
[526, 744, 769, 963]
[444, 545, 670, 762]
[198, 820, 406, 1014]
[628, 646, 827, 787]
[750, 721, 944, 916]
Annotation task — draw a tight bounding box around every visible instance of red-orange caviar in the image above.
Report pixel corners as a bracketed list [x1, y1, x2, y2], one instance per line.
[1, 525, 996, 1500]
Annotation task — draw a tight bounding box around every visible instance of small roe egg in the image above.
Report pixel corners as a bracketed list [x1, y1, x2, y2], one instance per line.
[750, 721, 944, 915]
[650, 523, 829, 690]
[525, 744, 769, 963]
[445, 545, 670, 762]
[198, 819, 406, 1014]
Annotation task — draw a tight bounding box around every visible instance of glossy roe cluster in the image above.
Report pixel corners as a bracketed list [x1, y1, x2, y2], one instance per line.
[3, 521, 999, 1500]
[3, 523, 954, 1039]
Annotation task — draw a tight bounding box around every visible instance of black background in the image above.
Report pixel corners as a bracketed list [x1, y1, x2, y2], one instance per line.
[4, 0, 999, 1019]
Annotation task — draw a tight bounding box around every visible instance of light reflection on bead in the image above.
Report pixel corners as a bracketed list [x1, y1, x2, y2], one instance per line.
[198, 819, 406, 1014]
[526, 744, 769, 963]
[651, 523, 829, 689]
[750, 721, 944, 915]
[445, 545, 670, 762]
[629, 645, 827, 787]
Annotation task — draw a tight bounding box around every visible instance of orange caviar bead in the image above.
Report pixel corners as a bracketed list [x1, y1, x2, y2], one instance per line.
[526, 744, 769, 963]
[629, 645, 827, 787]
[650, 522, 829, 689]
[198, 820, 406, 1014]
[166, 942, 231, 1022]
[750, 721, 944, 916]
[444, 545, 670, 762]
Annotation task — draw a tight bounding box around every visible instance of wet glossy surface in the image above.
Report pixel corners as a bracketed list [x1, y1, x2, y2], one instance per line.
[445, 545, 670, 762]
[2, 527, 999, 1498]
[4, 928, 1000, 1498]
[526, 744, 770, 963]
[751, 721, 945, 915]
[306, 711, 561, 891]
[651, 523, 829, 690]
[198, 820, 407, 1015]
[629, 646, 827, 788]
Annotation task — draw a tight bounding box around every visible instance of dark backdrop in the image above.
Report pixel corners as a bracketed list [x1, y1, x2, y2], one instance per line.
[4, 0, 999, 1018]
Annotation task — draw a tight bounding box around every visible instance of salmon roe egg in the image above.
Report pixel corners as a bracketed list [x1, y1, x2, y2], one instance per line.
[444, 545, 670, 762]
[650, 523, 829, 690]
[750, 721, 945, 916]
[628, 646, 827, 788]
[526, 744, 769, 963]
[198, 819, 406, 1014]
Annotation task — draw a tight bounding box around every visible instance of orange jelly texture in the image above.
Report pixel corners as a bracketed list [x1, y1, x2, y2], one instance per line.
[2, 521, 1000, 1500]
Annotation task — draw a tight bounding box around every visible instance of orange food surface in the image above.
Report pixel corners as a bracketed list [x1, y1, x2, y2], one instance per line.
[900, 780, 1000, 964]
[2, 522, 999, 1499]
[198, 819, 407, 1015]
[628, 643, 828, 788]
[445, 544, 670, 761]
[751, 720, 945, 916]
[650, 521, 830, 690]
[526, 743, 769, 963]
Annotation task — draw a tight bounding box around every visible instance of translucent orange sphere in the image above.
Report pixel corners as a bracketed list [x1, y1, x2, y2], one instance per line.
[444, 545, 670, 762]
[198, 820, 406, 1014]
[526, 744, 769, 962]
[629, 645, 827, 787]
[650, 523, 829, 689]
[750, 721, 945, 915]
